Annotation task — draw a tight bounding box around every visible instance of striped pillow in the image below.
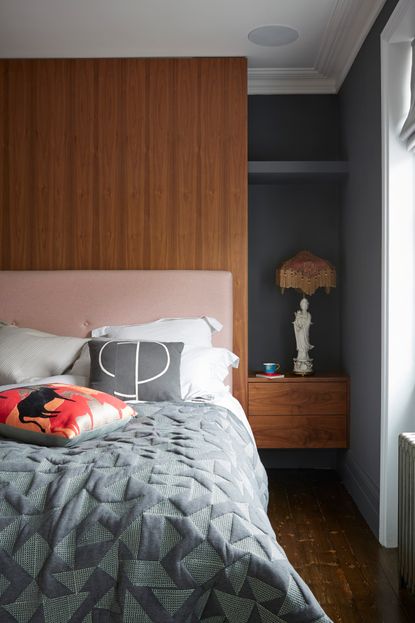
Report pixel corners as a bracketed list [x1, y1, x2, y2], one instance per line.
[0, 324, 87, 385]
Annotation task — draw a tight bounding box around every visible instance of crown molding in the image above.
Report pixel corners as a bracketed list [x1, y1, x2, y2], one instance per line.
[248, 67, 336, 95]
[248, 0, 387, 95]
[315, 0, 387, 91]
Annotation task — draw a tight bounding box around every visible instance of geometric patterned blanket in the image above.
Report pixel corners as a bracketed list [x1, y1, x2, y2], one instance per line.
[0, 401, 332, 622]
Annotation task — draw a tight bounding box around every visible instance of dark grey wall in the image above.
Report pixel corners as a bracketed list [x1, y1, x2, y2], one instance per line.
[249, 95, 342, 161]
[339, 0, 399, 536]
[249, 183, 341, 372]
[248, 96, 343, 373]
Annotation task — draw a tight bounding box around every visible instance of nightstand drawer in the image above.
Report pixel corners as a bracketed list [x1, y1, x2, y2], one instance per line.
[247, 373, 349, 449]
[249, 414, 347, 449]
[248, 381, 347, 416]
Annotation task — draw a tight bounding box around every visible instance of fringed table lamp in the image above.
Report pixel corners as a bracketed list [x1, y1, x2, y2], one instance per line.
[276, 250, 336, 375]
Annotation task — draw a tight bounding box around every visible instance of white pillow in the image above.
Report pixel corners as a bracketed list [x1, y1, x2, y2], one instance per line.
[0, 324, 87, 385]
[180, 345, 239, 400]
[69, 342, 239, 400]
[91, 316, 222, 347]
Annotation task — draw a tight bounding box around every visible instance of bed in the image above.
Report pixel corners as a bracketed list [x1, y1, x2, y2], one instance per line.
[0, 270, 331, 622]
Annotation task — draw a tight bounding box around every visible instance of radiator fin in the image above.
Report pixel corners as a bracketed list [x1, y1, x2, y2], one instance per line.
[399, 433, 415, 594]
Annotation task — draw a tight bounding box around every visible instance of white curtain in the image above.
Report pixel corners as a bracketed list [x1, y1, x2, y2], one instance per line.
[400, 40, 415, 152]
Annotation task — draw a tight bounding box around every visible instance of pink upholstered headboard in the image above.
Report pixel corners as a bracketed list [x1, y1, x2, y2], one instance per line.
[0, 270, 233, 351]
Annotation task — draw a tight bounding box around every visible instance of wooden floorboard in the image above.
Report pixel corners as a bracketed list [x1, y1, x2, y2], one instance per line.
[267, 469, 415, 623]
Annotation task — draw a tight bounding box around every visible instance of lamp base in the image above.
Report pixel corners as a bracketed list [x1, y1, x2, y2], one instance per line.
[293, 358, 313, 376]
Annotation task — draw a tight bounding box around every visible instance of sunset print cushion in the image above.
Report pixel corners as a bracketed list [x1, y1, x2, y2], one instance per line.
[0, 384, 135, 446]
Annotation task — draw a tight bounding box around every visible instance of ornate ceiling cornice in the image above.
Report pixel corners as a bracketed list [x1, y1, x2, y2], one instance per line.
[248, 0, 387, 94]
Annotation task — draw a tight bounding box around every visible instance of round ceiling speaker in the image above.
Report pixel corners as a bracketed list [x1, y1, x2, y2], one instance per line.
[248, 24, 299, 47]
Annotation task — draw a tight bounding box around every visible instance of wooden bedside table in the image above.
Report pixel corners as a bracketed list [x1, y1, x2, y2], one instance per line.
[248, 372, 349, 449]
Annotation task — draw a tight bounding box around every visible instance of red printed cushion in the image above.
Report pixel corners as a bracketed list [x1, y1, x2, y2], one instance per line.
[0, 384, 135, 446]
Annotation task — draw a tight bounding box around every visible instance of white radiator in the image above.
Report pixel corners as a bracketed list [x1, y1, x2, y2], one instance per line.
[399, 432, 415, 594]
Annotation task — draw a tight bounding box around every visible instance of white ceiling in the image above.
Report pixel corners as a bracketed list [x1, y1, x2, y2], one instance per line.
[0, 0, 387, 93]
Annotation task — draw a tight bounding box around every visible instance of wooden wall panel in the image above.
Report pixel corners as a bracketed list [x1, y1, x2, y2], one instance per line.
[124, 60, 147, 269]
[71, 60, 96, 269]
[173, 60, 200, 268]
[148, 60, 173, 269]
[0, 62, 5, 268]
[97, 60, 125, 268]
[0, 58, 248, 407]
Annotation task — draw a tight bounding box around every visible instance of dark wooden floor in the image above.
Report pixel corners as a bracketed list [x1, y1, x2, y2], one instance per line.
[267, 469, 415, 623]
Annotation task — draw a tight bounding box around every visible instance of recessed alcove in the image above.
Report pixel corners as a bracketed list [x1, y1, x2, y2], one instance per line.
[248, 95, 345, 375]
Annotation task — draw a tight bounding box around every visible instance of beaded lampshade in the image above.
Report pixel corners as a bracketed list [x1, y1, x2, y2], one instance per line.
[276, 250, 336, 296]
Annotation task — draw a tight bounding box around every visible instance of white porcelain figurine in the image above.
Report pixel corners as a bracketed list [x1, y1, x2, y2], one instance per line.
[293, 297, 314, 375]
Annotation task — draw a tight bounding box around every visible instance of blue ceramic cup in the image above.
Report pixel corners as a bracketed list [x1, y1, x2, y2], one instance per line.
[263, 362, 280, 374]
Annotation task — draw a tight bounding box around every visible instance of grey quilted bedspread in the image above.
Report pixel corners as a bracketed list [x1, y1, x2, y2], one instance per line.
[0, 401, 331, 622]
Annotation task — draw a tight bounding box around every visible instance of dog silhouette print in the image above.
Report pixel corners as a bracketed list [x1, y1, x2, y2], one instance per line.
[17, 387, 75, 433]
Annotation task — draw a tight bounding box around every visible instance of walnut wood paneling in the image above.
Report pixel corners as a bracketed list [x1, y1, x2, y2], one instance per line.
[0, 63, 5, 267]
[71, 60, 96, 269]
[0, 58, 247, 407]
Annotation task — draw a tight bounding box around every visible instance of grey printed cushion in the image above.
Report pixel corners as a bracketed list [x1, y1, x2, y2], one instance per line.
[0, 323, 87, 384]
[88, 339, 184, 402]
